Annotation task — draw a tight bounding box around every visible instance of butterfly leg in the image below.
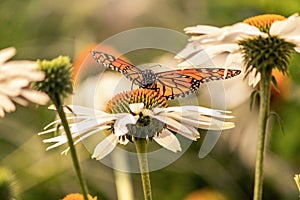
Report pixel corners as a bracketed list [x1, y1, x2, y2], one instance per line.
[131, 81, 134, 90]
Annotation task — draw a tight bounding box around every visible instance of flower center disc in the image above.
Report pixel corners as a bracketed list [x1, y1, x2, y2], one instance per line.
[107, 89, 168, 139]
[243, 14, 286, 32]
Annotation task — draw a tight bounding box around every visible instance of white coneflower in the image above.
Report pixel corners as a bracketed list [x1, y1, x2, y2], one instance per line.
[176, 14, 300, 87]
[0, 47, 49, 117]
[39, 89, 234, 160]
[177, 13, 300, 200]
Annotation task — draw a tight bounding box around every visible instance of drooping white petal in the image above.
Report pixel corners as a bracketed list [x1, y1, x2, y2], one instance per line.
[92, 134, 118, 160]
[129, 103, 144, 114]
[43, 134, 67, 143]
[177, 44, 239, 68]
[73, 125, 111, 145]
[114, 114, 138, 136]
[44, 136, 69, 151]
[21, 90, 49, 105]
[153, 114, 199, 139]
[224, 52, 244, 69]
[0, 84, 21, 97]
[118, 136, 129, 145]
[159, 112, 209, 126]
[153, 106, 233, 119]
[48, 104, 107, 116]
[0, 47, 16, 64]
[167, 125, 199, 141]
[294, 46, 300, 53]
[11, 97, 28, 106]
[174, 40, 204, 60]
[6, 77, 30, 89]
[1, 61, 38, 71]
[153, 129, 182, 152]
[248, 69, 261, 87]
[0, 108, 5, 117]
[0, 94, 16, 113]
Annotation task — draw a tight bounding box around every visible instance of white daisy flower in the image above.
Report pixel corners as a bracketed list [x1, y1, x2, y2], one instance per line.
[39, 89, 234, 160]
[0, 47, 49, 117]
[176, 13, 300, 87]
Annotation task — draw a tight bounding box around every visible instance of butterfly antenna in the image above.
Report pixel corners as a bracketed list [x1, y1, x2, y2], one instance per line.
[64, 105, 77, 116]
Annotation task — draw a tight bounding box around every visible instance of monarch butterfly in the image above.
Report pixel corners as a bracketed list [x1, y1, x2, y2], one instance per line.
[90, 51, 241, 99]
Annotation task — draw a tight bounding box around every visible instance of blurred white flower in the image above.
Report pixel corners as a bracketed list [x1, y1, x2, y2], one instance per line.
[39, 97, 234, 160]
[0, 47, 49, 117]
[176, 13, 300, 87]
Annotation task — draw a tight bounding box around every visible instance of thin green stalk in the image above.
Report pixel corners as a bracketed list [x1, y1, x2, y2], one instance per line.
[253, 70, 272, 200]
[135, 138, 152, 200]
[51, 94, 89, 200]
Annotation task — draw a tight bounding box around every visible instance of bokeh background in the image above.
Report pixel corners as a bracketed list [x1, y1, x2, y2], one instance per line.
[1, 0, 300, 199]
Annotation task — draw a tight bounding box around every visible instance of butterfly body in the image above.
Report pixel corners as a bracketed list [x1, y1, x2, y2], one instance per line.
[140, 69, 157, 88]
[90, 51, 241, 99]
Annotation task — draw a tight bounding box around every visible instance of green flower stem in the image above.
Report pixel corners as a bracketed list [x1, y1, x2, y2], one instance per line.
[135, 138, 152, 200]
[253, 70, 272, 200]
[51, 93, 89, 200]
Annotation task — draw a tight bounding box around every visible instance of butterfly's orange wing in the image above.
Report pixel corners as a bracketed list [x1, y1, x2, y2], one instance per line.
[152, 68, 241, 99]
[90, 51, 143, 87]
[91, 51, 241, 99]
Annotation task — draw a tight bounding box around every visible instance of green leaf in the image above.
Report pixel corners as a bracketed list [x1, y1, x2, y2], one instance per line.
[269, 111, 285, 134]
[271, 75, 280, 93]
[250, 89, 259, 110]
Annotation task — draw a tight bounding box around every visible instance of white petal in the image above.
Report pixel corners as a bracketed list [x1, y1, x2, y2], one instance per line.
[0, 108, 5, 117]
[129, 103, 144, 114]
[167, 126, 199, 141]
[43, 134, 67, 143]
[295, 46, 300, 53]
[153, 129, 181, 152]
[189, 23, 263, 44]
[114, 114, 138, 136]
[270, 15, 300, 43]
[0, 47, 16, 64]
[6, 78, 30, 89]
[0, 94, 16, 112]
[118, 136, 129, 145]
[159, 112, 210, 127]
[20, 90, 49, 105]
[48, 105, 107, 116]
[45, 137, 68, 150]
[74, 125, 111, 145]
[1, 61, 38, 71]
[92, 134, 118, 160]
[0, 85, 21, 97]
[184, 25, 220, 35]
[224, 52, 244, 69]
[248, 69, 261, 87]
[175, 40, 204, 60]
[153, 106, 233, 119]
[11, 97, 28, 106]
[177, 44, 239, 68]
[153, 115, 199, 139]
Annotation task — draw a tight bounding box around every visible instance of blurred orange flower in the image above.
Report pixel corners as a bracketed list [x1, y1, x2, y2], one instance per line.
[62, 193, 97, 200]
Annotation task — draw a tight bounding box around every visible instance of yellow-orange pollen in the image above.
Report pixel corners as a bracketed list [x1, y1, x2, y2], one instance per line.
[243, 14, 286, 32]
[106, 89, 168, 114]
